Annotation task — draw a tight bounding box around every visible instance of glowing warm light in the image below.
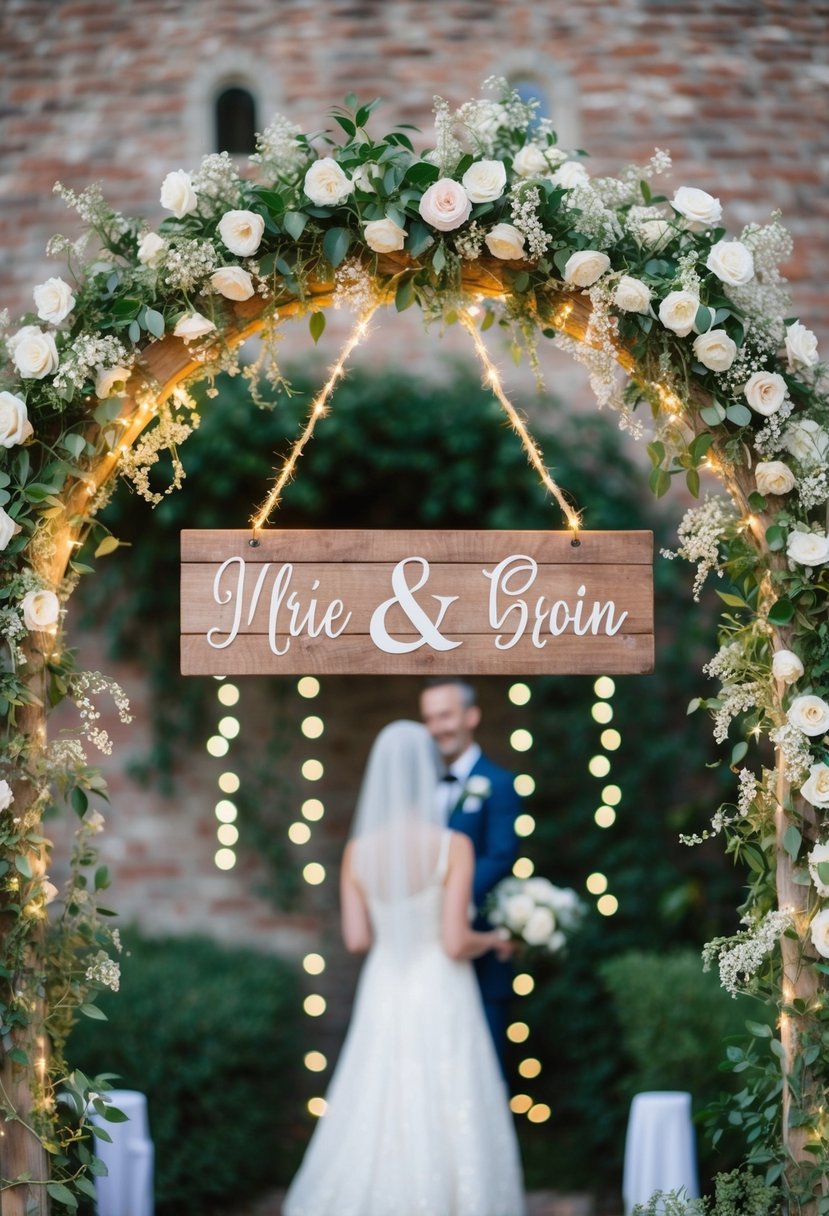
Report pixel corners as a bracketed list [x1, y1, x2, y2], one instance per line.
[510, 1094, 533, 1115]
[588, 755, 611, 778]
[514, 774, 535, 797]
[215, 799, 238, 823]
[218, 716, 240, 740]
[217, 683, 240, 707]
[586, 871, 608, 895]
[206, 735, 229, 757]
[594, 676, 616, 699]
[509, 682, 532, 706]
[513, 857, 535, 879]
[303, 953, 326, 976]
[513, 973, 535, 996]
[519, 1058, 542, 1079]
[600, 729, 621, 751]
[214, 847, 236, 870]
[597, 894, 619, 917]
[528, 1103, 551, 1124]
[217, 823, 239, 847]
[302, 715, 324, 739]
[304, 1051, 328, 1072]
[515, 813, 536, 838]
[298, 676, 320, 698]
[218, 771, 240, 794]
[507, 1022, 530, 1044]
[591, 702, 613, 724]
[304, 994, 327, 1016]
[594, 806, 617, 828]
[289, 822, 312, 845]
[303, 862, 326, 885]
[302, 759, 324, 781]
[510, 729, 533, 752]
[602, 784, 622, 806]
[302, 798, 325, 821]
[307, 1097, 327, 1117]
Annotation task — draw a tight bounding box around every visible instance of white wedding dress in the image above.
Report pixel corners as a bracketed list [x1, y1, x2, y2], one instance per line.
[283, 827, 526, 1216]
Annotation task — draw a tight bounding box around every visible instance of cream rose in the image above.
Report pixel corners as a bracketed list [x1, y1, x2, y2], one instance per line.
[174, 312, 216, 342]
[755, 460, 795, 498]
[418, 178, 472, 232]
[808, 842, 829, 897]
[0, 507, 19, 551]
[523, 907, 555, 946]
[0, 780, 13, 811]
[504, 893, 534, 929]
[787, 530, 829, 567]
[513, 143, 564, 178]
[218, 209, 265, 257]
[564, 250, 611, 288]
[705, 240, 754, 286]
[672, 186, 722, 230]
[351, 164, 379, 193]
[41, 880, 59, 905]
[787, 693, 829, 736]
[363, 217, 407, 254]
[304, 157, 354, 207]
[160, 169, 198, 218]
[484, 223, 526, 260]
[210, 266, 255, 300]
[95, 366, 131, 399]
[772, 649, 804, 684]
[0, 392, 33, 448]
[613, 275, 651, 314]
[33, 276, 75, 324]
[658, 291, 700, 337]
[550, 161, 590, 190]
[743, 370, 787, 416]
[637, 219, 674, 250]
[783, 419, 829, 467]
[137, 231, 166, 267]
[785, 321, 819, 371]
[21, 588, 60, 631]
[810, 908, 829, 959]
[461, 159, 507, 203]
[10, 326, 59, 380]
[693, 329, 737, 372]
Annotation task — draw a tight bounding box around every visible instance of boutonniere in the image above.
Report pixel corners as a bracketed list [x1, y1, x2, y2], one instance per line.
[458, 774, 491, 811]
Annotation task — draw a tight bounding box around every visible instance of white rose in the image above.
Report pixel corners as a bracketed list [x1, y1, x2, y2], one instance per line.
[363, 217, 407, 254]
[755, 461, 795, 498]
[351, 164, 378, 193]
[613, 275, 651, 314]
[0, 780, 13, 811]
[484, 223, 526, 260]
[461, 159, 507, 203]
[785, 321, 819, 371]
[33, 277, 75, 324]
[772, 649, 804, 684]
[524, 877, 556, 901]
[0, 507, 19, 551]
[787, 693, 829, 736]
[137, 231, 166, 267]
[513, 144, 564, 178]
[550, 161, 590, 190]
[810, 908, 829, 960]
[0, 392, 33, 448]
[783, 419, 829, 467]
[672, 186, 722, 230]
[637, 219, 674, 250]
[465, 776, 491, 798]
[160, 169, 198, 218]
[10, 326, 59, 380]
[523, 906, 555, 946]
[21, 588, 60, 631]
[463, 100, 508, 146]
[41, 880, 59, 905]
[808, 842, 829, 897]
[83, 808, 106, 833]
[658, 290, 700, 337]
[744, 371, 787, 416]
[705, 240, 754, 286]
[418, 178, 472, 232]
[210, 266, 255, 301]
[787, 530, 829, 567]
[94, 366, 131, 399]
[802, 764, 829, 808]
[564, 250, 611, 288]
[503, 893, 535, 930]
[693, 329, 737, 372]
[173, 312, 216, 342]
[218, 209, 265, 258]
[304, 157, 354, 207]
[548, 930, 567, 953]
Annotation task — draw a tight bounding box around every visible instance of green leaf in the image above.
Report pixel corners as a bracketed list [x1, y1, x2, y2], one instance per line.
[70, 787, 88, 815]
[716, 591, 748, 608]
[61, 433, 86, 458]
[255, 189, 285, 215]
[646, 440, 665, 467]
[94, 536, 122, 559]
[101, 1105, 130, 1123]
[767, 598, 795, 625]
[14, 854, 32, 878]
[94, 865, 110, 890]
[689, 432, 714, 463]
[79, 1003, 108, 1020]
[144, 309, 165, 339]
[765, 524, 784, 551]
[75, 1176, 98, 1200]
[322, 226, 351, 269]
[649, 467, 671, 498]
[687, 698, 701, 714]
[695, 303, 711, 333]
[9, 1047, 29, 1065]
[432, 242, 446, 274]
[395, 276, 416, 312]
[685, 467, 700, 498]
[783, 824, 802, 861]
[700, 402, 726, 426]
[725, 402, 752, 427]
[481, 310, 495, 333]
[333, 114, 356, 137]
[746, 1019, 772, 1038]
[46, 1183, 77, 1208]
[283, 211, 308, 241]
[405, 220, 433, 258]
[308, 311, 326, 344]
[731, 740, 748, 766]
[817, 861, 829, 886]
[748, 491, 767, 512]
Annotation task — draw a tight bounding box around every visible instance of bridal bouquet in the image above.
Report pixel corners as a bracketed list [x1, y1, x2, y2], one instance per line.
[486, 876, 585, 954]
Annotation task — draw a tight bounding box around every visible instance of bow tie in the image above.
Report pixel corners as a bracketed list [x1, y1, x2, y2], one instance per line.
[440, 772, 459, 783]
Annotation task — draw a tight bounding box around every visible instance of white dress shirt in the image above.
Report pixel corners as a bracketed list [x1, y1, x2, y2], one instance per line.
[436, 743, 482, 822]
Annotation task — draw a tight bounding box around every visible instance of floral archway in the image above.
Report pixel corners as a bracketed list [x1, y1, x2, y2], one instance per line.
[1, 81, 828, 1215]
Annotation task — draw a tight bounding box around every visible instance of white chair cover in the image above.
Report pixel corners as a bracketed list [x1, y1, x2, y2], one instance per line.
[89, 1089, 154, 1216]
[622, 1090, 698, 1214]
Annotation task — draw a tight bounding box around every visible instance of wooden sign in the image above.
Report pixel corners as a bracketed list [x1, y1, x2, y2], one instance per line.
[180, 530, 654, 676]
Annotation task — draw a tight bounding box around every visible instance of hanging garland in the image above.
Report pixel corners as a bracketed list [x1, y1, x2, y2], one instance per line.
[1, 77, 828, 1213]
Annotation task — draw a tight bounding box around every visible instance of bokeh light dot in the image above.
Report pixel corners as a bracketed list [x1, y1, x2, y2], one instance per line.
[510, 729, 533, 752]
[600, 729, 622, 751]
[217, 823, 239, 847]
[288, 822, 312, 845]
[302, 798, 325, 821]
[597, 894, 619, 917]
[518, 1057, 542, 1079]
[508, 682, 532, 706]
[602, 784, 622, 806]
[215, 799, 237, 823]
[218, 771, 240, 794]
[586, 871, 608, 895]
[218, 716, 240, 740]
[206, 735, 229, 757]
[514, 774, 535, 797]
[302, 715, 325, 739]
[307, 1097, 327, 1117]
[304, 1051, 328, 1073]
[217, 683, 240, 707]
[302, 759, 324, 782]
[510, 1094, 533, 1115]
[513, 857, 535, 879]
[303, 862, 326, 885]
[513, 973, 535, 996]
[588, 754, 611, 778]
[515, 813, 536, 838]
[303, 953, 326, 976]
[297, 677, 320, 699]
[591, 702, 613, 724]
[304, 994, 326, 1016]
[594, 676, 616, 699]
[214, 847, 236, 870]
[507, 1022, 530, 1044]
[594, 805, 617, 829]
[528, 1103, 551, 1124]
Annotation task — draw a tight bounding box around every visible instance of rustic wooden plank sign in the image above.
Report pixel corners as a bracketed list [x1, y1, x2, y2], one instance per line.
[180, 530, 654, 676]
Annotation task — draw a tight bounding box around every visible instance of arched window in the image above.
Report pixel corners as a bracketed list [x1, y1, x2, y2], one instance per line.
[215, 85, 257, 155]
[511, 78, 551, 132]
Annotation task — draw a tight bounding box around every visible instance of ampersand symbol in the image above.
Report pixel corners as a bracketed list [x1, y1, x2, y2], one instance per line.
[369, 557, 462, 654]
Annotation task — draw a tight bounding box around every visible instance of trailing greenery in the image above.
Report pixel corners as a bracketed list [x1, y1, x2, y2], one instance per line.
[631, 1168, 780, 1216]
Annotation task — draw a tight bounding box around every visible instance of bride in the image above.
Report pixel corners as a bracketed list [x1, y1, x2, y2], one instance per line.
[283, 719, 526, 1216]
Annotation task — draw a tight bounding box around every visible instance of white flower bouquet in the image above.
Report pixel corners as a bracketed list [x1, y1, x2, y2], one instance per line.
[485, 875, 585, 954]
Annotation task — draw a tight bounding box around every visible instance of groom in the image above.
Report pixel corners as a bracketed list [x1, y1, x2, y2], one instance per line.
[420, 678, 520, 1073]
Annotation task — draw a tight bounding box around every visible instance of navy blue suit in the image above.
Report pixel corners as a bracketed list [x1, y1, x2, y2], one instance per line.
[447, 752, 520, 1073]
